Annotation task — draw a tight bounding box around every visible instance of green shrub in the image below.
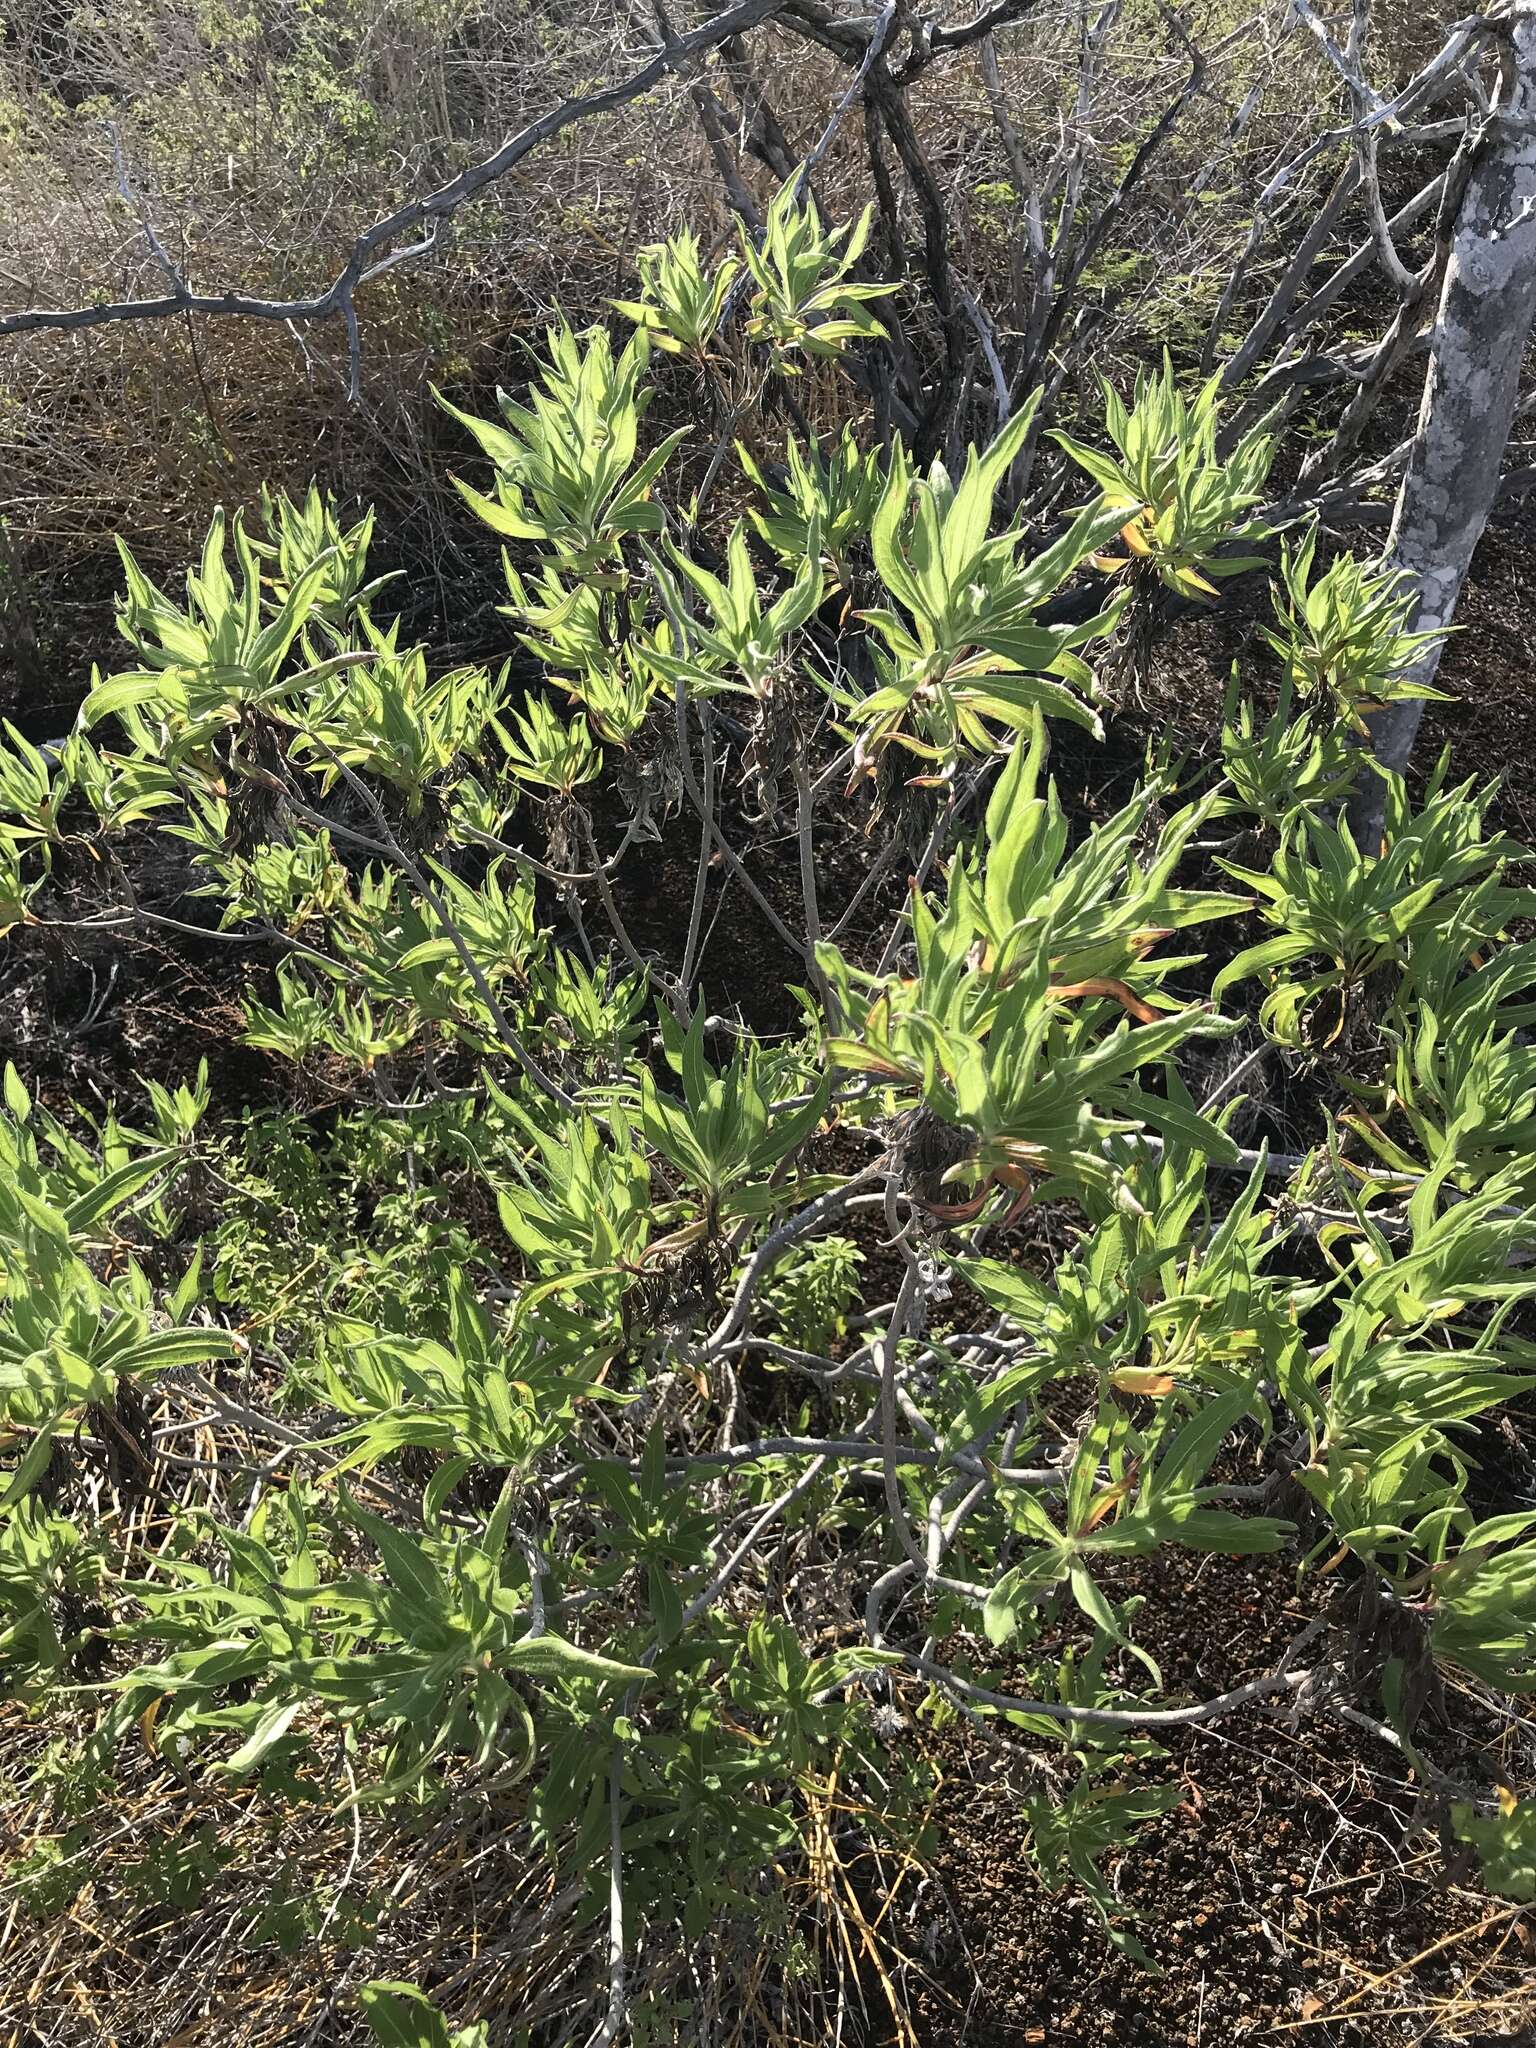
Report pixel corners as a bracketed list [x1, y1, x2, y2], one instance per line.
[2, 282, 1530, 2024]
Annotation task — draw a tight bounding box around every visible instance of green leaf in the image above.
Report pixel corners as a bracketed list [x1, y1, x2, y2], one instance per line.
[359, 1983, 454, 2048]
[341, 1496, 450, 1616]
[218, 1697, 307, 1776]
[502, 1632, 650, 1686]
[62, 1150, 180, 1234]
[0, 1422, 59, 1509]
[3, 1063, 31, 1121]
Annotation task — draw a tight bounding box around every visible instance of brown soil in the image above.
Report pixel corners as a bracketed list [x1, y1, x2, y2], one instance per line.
[902, 1548, 1536, 2048]
[1417, 509, 1536, 844]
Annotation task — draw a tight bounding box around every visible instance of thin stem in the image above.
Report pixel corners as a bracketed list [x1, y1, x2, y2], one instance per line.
[792, 751, 831, 1020]
[679, 688, 716, 998]
[704, 1162, 887, 1350]
[904, 1653, 1312, 1729]
[879, 1187, 930, 1576]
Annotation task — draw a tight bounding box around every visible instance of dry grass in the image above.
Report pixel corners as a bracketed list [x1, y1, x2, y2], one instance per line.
[0, 1704, 937, 2047]
[0, 1703, 599, 2045]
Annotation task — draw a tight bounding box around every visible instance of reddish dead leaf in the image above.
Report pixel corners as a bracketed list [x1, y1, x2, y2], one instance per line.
[1047, 976, 1159, 1024]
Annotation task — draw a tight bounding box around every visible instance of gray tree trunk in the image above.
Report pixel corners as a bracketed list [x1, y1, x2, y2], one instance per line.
[1348, 5, 1536, 851]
